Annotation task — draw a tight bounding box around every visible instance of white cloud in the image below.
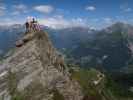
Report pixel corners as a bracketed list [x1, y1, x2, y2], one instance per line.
[11, 11, 20, 15]
[0, 18, 24, 25]
[14, 4, 27, 10]
[120, 3, 132, 12]
[12, 4, 28, 15]
[123, 8, 132, 12]
[0, 15, 87, 28]
[0, 6, 6, 10]
[38, 16, 87, 29]
[0, 10, 4, 16]
[102, 17, 116, 27]
[85, 6, 96, 11]
[0, 4, 6, 16]
[103, 18, 112, 24]
[34, 5, 54, 13]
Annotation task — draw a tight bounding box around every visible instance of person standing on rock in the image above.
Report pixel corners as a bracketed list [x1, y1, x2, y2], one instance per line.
[31, 17, 41, 31]
[25, 21, 30, 34]
[31, 17, 37, 31]
[25, 16, 33, 33]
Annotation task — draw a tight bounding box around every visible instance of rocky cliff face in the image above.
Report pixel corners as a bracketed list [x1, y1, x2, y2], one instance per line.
[0, 31, 83, 100]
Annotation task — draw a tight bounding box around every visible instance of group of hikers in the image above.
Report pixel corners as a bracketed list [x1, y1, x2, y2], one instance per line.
[16, 17, 41, 47]
[25, 16, 41, 33]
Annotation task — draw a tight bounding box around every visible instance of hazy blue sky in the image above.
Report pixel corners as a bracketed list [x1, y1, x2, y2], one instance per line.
[0, 0, 133, 29]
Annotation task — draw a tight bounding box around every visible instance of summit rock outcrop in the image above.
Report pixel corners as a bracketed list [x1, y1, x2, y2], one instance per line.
[0, 31, 83, 100]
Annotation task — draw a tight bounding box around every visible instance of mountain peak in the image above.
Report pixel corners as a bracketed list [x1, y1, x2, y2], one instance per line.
[0, 31, 83, 100]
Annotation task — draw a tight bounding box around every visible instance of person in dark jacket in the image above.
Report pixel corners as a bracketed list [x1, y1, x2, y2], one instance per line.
[31, 18, 38, 31]
[25, 21, 30, 33]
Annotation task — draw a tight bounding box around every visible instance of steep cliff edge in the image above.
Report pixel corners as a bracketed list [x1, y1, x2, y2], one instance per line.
[0, 31, 83, 100]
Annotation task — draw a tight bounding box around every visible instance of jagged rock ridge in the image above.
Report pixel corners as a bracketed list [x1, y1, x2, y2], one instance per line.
[0, 31, 83, 100]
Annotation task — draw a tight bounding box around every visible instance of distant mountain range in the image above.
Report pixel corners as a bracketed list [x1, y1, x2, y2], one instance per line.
[0, 22, 133, 72]
[45, 22, 133, 72]
[46, 27, 96, 49]
[0, 22, 133, 98]
[0, 24, 96, 56]
[0, 24, 25, 56]
[64, 22, 133, 71]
